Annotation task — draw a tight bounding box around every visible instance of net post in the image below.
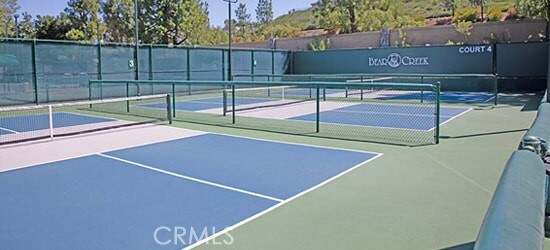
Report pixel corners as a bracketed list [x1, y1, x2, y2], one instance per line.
[172, 82, 176, 117]
[126, 82, 130, 112]
[166, 94, 172, 124]
[323, 88, 326, 101]
[435, 82, 441, 144]
[493, 74, 498, 105]
[231, 84, 236, 124]
[48, 105, 54, 140]
[360, 76, 364, 100]
[316, 86, 320, 133]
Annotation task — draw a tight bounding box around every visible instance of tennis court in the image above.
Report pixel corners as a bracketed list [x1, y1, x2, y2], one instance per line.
[0, 131, 379, 249]
[142, 96, 470, 131]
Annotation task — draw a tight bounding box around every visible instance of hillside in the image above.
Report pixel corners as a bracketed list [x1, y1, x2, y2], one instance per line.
[271, 0, 515, 30]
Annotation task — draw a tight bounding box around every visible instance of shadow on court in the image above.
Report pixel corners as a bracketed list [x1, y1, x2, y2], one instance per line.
[440, 242, 475, 250]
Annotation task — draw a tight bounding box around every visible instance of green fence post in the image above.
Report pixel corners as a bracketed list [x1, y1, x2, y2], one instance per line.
[271, 50, 275, 76]
[222, 49, 225, 81]
[494, 74, 498, 106]
[420, 76, 424, 103]
[435, 82, 441, 144]
[31, 39, 38, 104]
[149, 44, 153, 94]
[186, 47, 191, 80]
[172, 82, 176, 118]
[97, 42, 103, 99]
[223, 85, 227, 116]
[88, 80, 92, 108]
[316, 86, 320, 133]
[232, 84, 236, 124]
[126, 82, 130, 112]
[251, 50, 255, 81]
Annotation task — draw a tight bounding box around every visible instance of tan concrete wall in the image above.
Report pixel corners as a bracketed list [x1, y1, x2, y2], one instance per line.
[232, 19, 548, 50]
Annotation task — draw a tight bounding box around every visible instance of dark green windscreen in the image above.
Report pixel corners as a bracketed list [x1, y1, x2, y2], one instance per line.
[0, 41, 34, 106]
[497, 42, 548, 77]
[293, 45, 494, 74]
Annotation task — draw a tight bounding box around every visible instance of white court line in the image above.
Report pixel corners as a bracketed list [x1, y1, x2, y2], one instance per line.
[327, 109, 456, 118]
[97, 153, 284, 203]
[185, 153, 383, 250]
[0, 126, 19, 134]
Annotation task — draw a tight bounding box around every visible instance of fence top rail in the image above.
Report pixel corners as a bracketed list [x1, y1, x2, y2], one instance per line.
[89, 79, 438, 91]
[232, 73, 498, 78]
[0, 37, 291, 52]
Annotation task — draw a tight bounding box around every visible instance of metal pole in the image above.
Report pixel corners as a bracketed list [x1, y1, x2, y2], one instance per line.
[134, 0, 139, 81]
[316, 86, 320, 133]
[435, 82, 441, 144]
[14, 14, 19, 38]
[97, 42, 103, 99]
[228, 1, 232, 81]
[223, 0, 237, 81]
[31, 39, 38, 104]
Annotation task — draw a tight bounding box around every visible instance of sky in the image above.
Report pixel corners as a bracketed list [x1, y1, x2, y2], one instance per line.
[18, 0, 314, 27]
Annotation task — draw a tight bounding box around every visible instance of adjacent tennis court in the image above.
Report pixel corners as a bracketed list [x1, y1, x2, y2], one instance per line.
[0, 133, 379, 249]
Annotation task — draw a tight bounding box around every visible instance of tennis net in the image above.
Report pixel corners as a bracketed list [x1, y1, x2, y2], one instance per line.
[0, 94, 171, 145]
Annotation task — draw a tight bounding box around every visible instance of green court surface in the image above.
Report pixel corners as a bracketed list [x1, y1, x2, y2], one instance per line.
[159, 93, 542, 249]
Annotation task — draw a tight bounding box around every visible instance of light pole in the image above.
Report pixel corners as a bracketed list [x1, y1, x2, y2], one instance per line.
[222, 0, 237, 81]
[14, 14, 19, 38]
[134, 0, 139, 81]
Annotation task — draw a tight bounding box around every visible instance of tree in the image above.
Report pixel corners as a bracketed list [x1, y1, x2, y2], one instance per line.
[0, 0, 20, 37]
[517, 0, 550, 21]
[256, 0, 273, 25]
[34, 14, 72, 40]
[101, 0, 134, 43]
[17, 12, 34, 38]
[441, 0, 457, 17]
[64, 0, 102, 40]
[138, 0, 211, 45]
[235, 3, 251, 40]
[468, 0, 485, 22]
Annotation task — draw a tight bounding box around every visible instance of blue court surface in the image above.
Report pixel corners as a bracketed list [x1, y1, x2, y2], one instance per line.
[140, 97, 277, 111]
[289, 103, 469, 131]
[0, 133, 378, 249]
[0, 112, 115, 135]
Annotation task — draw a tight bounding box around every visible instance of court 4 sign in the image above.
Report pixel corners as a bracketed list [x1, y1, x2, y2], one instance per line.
[368, 53, 429, 68]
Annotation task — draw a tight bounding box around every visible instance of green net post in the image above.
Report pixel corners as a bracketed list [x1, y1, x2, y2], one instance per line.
[316, 86, 320, 133]
[420, 76, 425, 103]
[172, 82, 176, 117]
[31, 39, 38, 104]
[166, 94, 172, 124]
[435, 81, 441, 144]
[126, 82, 130, 112]
[493, 74, 498, 105]
[323, 88, 326, 101]
[232, 84, 236, 124]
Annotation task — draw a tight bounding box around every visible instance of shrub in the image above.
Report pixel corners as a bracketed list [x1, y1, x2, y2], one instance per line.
[453, 8, 477, 23]
[487, 7, 502, 21]
[505, 7, 519, 20]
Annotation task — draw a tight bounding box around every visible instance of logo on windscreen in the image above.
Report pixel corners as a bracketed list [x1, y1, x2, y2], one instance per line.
[369, 53, 429, 68]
